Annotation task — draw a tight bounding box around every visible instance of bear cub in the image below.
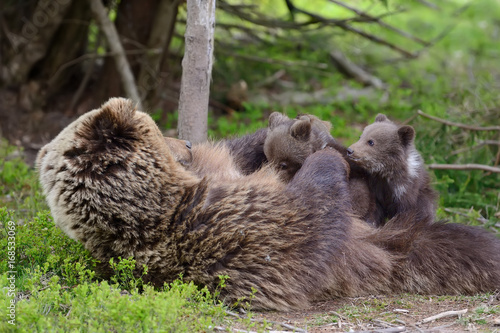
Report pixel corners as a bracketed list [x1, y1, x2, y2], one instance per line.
[263, 112, 376, 223]
[347, 113, 438, 226]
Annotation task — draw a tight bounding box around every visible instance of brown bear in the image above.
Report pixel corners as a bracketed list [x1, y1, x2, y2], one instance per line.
[263, 112, 376, 223]
[222, 127, 269, 175]
[36, 98, 394, 310]
[347, 114, 438, 226]
[36, 98, 500, 311]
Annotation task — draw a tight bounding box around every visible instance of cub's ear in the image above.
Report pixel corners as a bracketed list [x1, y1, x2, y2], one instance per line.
[398, 125, 415, 147]
[375, 114, 389, 123]
[268, 112, 290, 130]
[290, 118, 311, 141]
[298, 114, 332, 132]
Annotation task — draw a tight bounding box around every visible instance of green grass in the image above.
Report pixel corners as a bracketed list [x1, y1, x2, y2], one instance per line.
[2, 0, 500, 330]
[207, 0, 500, 226]
[0, 153, 231, 332]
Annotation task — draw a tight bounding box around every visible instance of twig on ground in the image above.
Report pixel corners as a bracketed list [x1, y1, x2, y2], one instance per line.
[443, 208, 490, 224]
[351, 326, 406, 333]
[224, 310, 307, 333]
[254, 69, 287, 88]
[427, 163, 500, 173]
[418, 309, 468, 325]
[372, 319, 398, 327]
[329, 50, 386, 89]
[418, 110, 500, 131]
[449, 140, 500, 157]
[217, 47, 328, 70]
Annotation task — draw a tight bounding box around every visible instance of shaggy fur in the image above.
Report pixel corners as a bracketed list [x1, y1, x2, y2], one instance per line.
[36, 98, 500, 311]
[263, 112, 376, 223]
[36, 98, 393, 310]
[372, 214, 500, 295]
[347, 114, 438, 226]
[222, 128, 269, 175]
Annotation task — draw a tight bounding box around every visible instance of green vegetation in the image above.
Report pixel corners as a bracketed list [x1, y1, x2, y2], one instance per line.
[1, 0, 499, 331]
[207, 0, 500, 225]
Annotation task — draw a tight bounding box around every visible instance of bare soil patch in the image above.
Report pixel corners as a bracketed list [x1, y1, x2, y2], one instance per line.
[226, 293, 500, 332]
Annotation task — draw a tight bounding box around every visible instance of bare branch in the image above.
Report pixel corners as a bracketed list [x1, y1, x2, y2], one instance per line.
[418, 110, 500, 131]
[327, 0, 430, 46]
[89, 0, 143, 109]
[443, 208, 490, 225]
[419, 309, 468, 325]
[217, 47, 328, 70]
[335, 22, 417, 58]
[329, 50, 386, 89]
[282, 0, 417, 57]
[449, 140, 500, 157]
[427, 163, 500, 173]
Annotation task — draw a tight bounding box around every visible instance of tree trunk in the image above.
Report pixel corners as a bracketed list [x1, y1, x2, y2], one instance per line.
[1, 0, 73, 86]
[177, 0, 216, 143]
[35, 1, 92, 100]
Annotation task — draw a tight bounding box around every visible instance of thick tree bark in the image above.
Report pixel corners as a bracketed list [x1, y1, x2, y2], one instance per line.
[89, 0, 143, 109]
[177, 0, 216, 143]
[1, 0, 73, 86]
[36, 1, 92, 99]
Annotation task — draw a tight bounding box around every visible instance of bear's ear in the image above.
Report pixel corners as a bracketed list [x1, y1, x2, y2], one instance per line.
[398, 125, 415, 147]
[268, 112, 290, 130]
[81, 98, 139, 142]
[290, 118, 311, 142]
[375, 114, 389, 122]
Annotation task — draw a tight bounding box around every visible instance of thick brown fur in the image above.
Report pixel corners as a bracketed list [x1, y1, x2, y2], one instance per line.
[222, 128, 269, 175]
[263, 112, 376, 223]
[372, 214, 500, 295]
[347, 114, 438, 226]
[36, 98, 395, 310]
[36, 98, 500, 311]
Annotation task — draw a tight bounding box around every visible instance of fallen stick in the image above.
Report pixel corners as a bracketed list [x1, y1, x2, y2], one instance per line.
[419, 309, 468, 324]
[224, 310, 306, 333]
[418, 110, 500, 131]
[427, 163, 500, 173]
[351, 326, 406, 333]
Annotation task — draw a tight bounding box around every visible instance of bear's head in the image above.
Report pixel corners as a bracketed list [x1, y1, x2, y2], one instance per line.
[347, 113, 418, 177]
[36, 97, 194, 242]
[263, 112, 334, 181]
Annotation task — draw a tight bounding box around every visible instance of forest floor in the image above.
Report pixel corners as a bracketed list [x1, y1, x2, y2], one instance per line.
[228, 293, 500, 332]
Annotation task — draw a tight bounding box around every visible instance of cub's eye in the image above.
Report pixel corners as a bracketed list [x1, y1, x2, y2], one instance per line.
[367, 140, 374, 146]
[279, 162, 288, 170]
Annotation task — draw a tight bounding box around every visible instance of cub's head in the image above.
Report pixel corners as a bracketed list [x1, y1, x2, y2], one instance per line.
[263, 112, 334, 182]
[36, 98, 193, 244]
[347, 114, 418, 177]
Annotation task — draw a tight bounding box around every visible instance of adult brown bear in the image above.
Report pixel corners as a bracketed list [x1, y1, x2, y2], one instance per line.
[36, 98, 500, 311]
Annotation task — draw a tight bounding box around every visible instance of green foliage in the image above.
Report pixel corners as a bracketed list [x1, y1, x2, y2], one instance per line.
[0, 151, 229, 331]
[0, 140, 46, 219]
[1, 0, 500, 330]
[108, 257, 148, 292]
[210, 0, 500, 227]
[0, 272, 226, 332]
